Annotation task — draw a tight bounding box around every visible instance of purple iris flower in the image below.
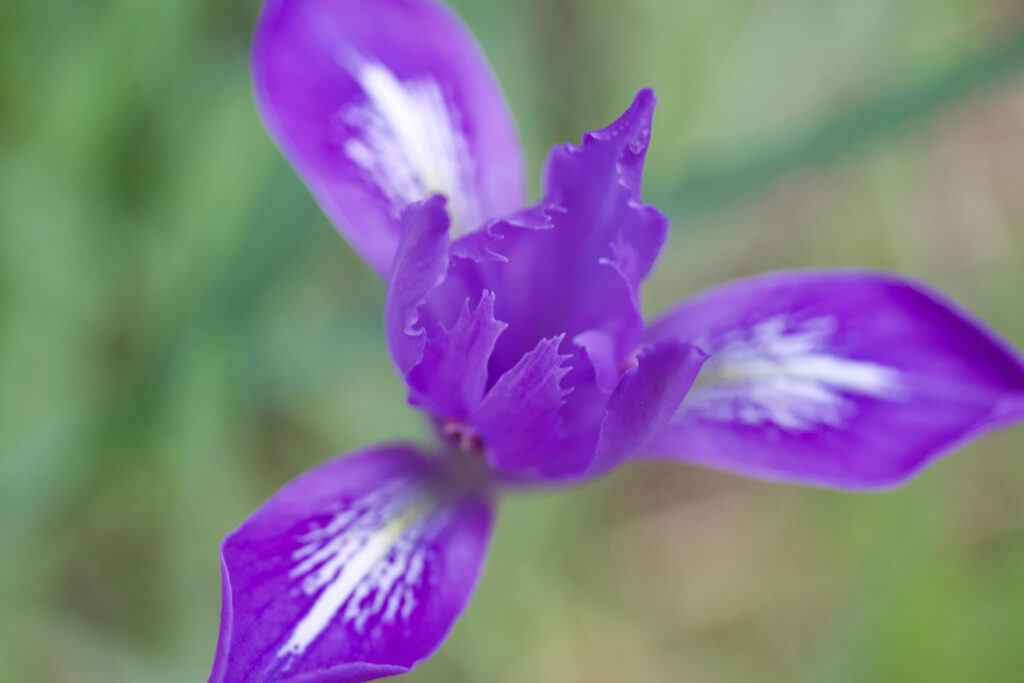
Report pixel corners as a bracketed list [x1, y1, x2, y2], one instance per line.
[210, 0, 1024, 681]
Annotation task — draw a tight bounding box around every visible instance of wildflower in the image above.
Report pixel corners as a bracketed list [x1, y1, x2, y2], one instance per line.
[210, 0, 1024, 680]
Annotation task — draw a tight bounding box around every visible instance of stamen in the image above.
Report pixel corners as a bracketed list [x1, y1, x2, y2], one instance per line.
[621, 348, 641, 374]
[442, 420, 485, 453]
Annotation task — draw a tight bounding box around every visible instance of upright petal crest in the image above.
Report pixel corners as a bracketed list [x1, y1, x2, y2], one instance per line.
[211, 445, 493, 683]
[385, 196, 453, 376]
[253, 0, 525, 275]
[471, 335, 574, 475]
[642, 270, 1024, 489]
[408, 290, 508, 420]
[464, 89, 667, 383]
[379, 93, 678, 482]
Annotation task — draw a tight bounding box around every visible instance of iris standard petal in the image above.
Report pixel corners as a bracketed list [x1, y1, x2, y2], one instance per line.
[382, 95, 687, 483]
[210, 445, 493, 683]
[471, 335, 574, 476]
[252, 0, 525, 275]
[385, 196, 452, 376]
[382, 198, 572, 476]
[641, 270, 1024, 490]
[408, 290, 508, 420]
[454, 89, 666, 382]
[540, 87, 666, 289]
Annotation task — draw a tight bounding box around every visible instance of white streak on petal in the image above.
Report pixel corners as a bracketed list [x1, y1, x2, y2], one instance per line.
[277, 516, 407, 660]
[274, 480, 441, 668]
[336, 60, 480, 237]
[683, 315, 908, 431]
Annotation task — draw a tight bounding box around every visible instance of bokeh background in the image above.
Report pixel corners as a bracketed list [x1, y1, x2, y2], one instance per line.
[2, 0, 1024, 681]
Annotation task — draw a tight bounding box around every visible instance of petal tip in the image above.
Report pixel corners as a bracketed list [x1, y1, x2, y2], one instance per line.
[632, 86, 657, 113]
[401, 193, 450, 220]
[992, 392, 1024, 428]
[583, 88, 658, 147]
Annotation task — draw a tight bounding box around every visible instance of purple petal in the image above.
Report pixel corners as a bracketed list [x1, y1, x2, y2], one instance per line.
[382, 200, 579, 477]
[571, 329, 621, 392]
[470, 336, 574, 476]
[210, 444, 493, 683]
[385, 196, 451, 376]
[252, 0, 525, 275]
[381, 94, 675, 483]
[589, 342, 708, 477]
[540, 87, 666, 288]
[408, 290, 507, 420]
[642, 270, 1024, 490]
[448, 90, 665, 384]
[995, 393, 1024, 426]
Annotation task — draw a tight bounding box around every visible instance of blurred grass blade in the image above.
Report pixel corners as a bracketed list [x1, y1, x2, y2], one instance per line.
[659, 29, 1024, 219]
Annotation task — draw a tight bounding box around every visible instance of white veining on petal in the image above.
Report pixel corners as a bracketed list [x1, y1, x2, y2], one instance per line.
[683, 316, 908, 431]
[274, 478, 443, 670]
[336, 60, 480, 237]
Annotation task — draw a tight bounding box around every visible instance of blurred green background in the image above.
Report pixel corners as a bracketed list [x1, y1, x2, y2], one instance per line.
[2, 0, 1024, 681]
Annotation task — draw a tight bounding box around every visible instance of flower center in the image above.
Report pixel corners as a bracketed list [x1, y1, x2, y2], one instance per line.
[621, 348, 641, 374]
[441, 420, 485, 454]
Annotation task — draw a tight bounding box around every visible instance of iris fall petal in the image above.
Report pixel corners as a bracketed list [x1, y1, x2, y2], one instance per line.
[211, 445, 493, 683]
[641, 270, 1024, 489]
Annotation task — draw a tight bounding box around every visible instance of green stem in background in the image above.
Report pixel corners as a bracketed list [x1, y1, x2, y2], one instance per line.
[656, 29, 1024, 220]
[88, 165, 322, 480]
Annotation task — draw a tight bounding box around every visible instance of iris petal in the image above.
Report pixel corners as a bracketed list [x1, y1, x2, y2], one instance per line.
[252, 0, 525, 275]
[471, 335, 574, 476]
[385, 196, 452, 376]
[210, 445, 493, 683]
[642, 270, 1024, 489]
[409, 290, 508, 420]
[383, 93, 675, 482]
[470, 89, 667, 381]
[590, 341, 708, 477]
